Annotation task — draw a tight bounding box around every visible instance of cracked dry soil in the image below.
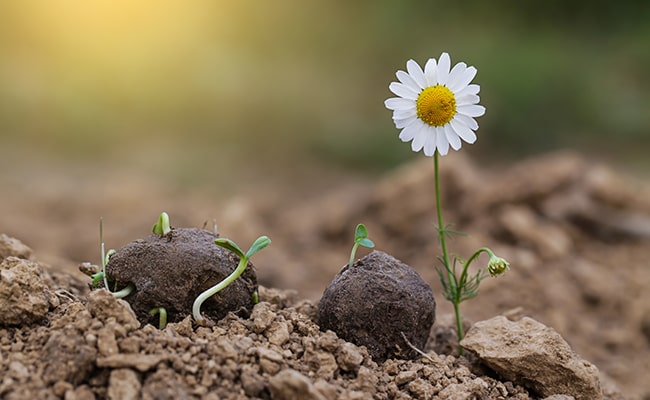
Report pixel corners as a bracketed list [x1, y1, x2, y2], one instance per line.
[1, 151, 649, 399]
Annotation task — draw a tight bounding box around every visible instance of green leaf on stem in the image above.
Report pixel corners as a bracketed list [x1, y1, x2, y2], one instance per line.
[214, 238, 245, 258]
[357, 238, 375, 248]
[246, 235, 272, 258]
[354, 224, 369, 242]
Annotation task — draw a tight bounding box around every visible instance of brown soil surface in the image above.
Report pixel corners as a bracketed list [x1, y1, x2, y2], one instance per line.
[1, 150, 649, 399]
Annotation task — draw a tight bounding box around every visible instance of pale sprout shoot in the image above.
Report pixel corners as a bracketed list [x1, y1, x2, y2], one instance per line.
[192, 236, 271, 323]
[348, 224, 375, 267]
[149, 307, 168, 330]
[94, 218, 134, 299]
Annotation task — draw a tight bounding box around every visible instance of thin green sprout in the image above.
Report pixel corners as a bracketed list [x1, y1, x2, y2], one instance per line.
[192, 236, 270, 323]
[112, 284, 135, 299]
[149, 307, 168, 329]
[97, 218, 134, 299]
[348, 224, 375, 267]
[100, 218, 109, 290]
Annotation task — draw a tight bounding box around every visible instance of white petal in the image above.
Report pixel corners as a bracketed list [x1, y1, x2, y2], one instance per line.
[423, 58, 438, 86]
[406, 59, 427, 89]
[423, 128, 437, 157]
[445, 62, 467, 91]
[394, 115, 418, 129]
[436, 126, 450, 155]
[396, 70, 422, 93]
[454, 113, 478, 130]
[436, 52, 451, 85]
[410, 124, 427, 152]
[456, 84, 480, 97]
[399, 120, 423, 142]
[444, 124, 462, 150]
[385, 97, 414, 111]
[393, 108, 416, 120]
[457, 104, 486, 117]
[389, 82, 418, 100]
[450, 118, 477, 144]
[448, 66, 477, 93]
[456, 94, 480, 106]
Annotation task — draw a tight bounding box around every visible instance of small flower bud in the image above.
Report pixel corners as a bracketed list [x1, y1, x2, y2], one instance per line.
[487, 255, 510, 277]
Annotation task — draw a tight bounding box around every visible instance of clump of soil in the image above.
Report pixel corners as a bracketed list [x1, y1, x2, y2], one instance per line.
[105, 227, 257, 325]
[317, 250, 436, 361]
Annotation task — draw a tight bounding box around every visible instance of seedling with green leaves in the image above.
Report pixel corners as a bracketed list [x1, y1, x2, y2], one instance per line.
[91, 218, 134, 299]
[348, 223, 375, 267]
[152, 212, 171, 236]
[192, 235, 271, 323]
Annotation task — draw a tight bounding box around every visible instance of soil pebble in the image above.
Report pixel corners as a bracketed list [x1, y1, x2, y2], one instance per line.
[0, 256, 51, 325]
[461, 316, 603, 400]
[317, 250, 436, 361]
[105, 227, 257, 325]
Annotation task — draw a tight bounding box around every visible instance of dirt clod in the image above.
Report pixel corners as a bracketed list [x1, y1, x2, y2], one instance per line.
[317, 250, 436, 361]
[0, 256, 51, 325]
[461, 316, 603, 400]
[105, 227, 257, 325]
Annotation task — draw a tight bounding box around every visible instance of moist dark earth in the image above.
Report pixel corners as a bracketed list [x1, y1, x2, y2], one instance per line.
[318, 250, 436, 362]
[105, 227, 257, 326]
[1, 151, 649, 399]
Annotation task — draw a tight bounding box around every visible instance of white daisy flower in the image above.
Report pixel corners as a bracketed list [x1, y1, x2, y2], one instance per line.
[384, 53, 486, 156]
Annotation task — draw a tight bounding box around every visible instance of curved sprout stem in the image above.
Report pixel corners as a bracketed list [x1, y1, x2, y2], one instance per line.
[112, 283, 135, 299]
[192, 256, 248, 322]
[149, 307, 168, 329]
[192, 236, 270, 323]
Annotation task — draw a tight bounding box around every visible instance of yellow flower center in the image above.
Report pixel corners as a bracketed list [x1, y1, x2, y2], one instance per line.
[416, 85, 456, 127]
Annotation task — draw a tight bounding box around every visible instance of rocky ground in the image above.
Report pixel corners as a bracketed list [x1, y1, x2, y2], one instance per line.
[1, 151, 649, 399]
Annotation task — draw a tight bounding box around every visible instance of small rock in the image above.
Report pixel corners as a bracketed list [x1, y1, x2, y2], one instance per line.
[257, 347, 283, 375]
[0, 234, 32, 260]
[336, 342, 364, 372]
[86, 289, 140, 332]
[97, 354, 166, 372]
[66, 385, 96, 400]
[268, 369, 326, 400]
[394, 370, 418, 386]
[0, 256, 50, 325]
[108, 368, 141, 400]
[460, 316, 602, 400]
[407, 378, 435, 399]
[251, 301, 275, 333]
[303, 346, 339, 380]
[266, 317, 291, 346]
[97, 325, 119, 357]
[43, 331, 97, 385]
[240, 365, 265, 397]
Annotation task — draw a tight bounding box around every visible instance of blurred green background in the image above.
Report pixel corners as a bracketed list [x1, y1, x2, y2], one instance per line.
[0, 0, 649, 189]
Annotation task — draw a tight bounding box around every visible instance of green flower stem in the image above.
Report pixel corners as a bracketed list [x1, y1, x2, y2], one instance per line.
[460, 247, 493, 286]
[434, 152, 464, 354]
[192, 256, 249, 322]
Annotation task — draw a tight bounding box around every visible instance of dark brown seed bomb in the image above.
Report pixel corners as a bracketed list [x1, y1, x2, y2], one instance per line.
[317, 250, 436, 361]
[105, 227, 257, 325]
